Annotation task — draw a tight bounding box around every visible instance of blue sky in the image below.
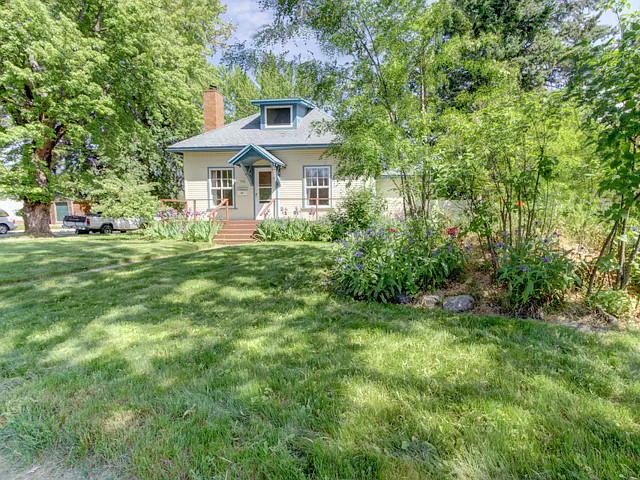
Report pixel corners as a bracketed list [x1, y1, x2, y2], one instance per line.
[211, 0, 323, 63]
[212, 0, 640, 64]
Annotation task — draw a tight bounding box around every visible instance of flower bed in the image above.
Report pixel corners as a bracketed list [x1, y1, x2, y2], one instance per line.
[497, 236, 582, 310]
[330, 218, 467, 302]
[143, 208, 222, 242]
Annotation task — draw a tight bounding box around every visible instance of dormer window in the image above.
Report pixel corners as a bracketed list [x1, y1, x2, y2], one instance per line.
[265, 106, 293, 128]
[251, 98, 315, 130]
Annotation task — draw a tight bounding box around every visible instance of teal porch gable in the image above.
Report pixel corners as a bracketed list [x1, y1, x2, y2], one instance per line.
[228, 144, 286, 187]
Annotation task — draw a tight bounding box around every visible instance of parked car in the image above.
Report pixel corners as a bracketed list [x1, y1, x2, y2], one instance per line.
[63, 213, 142, 234]
[0, 210, 17, 235]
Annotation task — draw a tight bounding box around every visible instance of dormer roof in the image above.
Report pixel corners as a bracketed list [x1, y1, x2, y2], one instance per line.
[250, 98, 315, 109]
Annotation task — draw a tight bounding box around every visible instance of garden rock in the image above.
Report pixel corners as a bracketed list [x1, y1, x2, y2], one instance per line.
[415, 293, 443, 308]
[395, 293, 411, 304]
[442, 295, 474, 313]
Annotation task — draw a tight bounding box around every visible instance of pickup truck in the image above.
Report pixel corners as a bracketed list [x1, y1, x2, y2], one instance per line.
[63, 214, 142, 234]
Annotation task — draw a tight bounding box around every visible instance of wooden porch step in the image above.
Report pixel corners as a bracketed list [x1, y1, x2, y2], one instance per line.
[220, 225, 259, 232]
[220, 220, 260, 225]
[214, 220, 260, 245]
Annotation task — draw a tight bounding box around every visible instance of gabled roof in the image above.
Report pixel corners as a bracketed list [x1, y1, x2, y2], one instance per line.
[228, 144, 286, 168]
[167, 108, 336, 153]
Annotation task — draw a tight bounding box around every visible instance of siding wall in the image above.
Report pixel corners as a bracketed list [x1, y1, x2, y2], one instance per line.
[183, 149, 368, 220]
[376, 178, 470, 219]
[375, 178, 404, 214]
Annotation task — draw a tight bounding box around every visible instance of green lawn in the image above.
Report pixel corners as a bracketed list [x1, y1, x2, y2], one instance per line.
[0, 235, 212, 284]
[11, 224, 66, 231]
[0, 242, 639, 479]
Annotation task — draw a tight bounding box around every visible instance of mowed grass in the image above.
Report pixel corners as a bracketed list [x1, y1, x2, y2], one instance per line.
[0, 242, 639, 479]
[0, 235, 212, 284]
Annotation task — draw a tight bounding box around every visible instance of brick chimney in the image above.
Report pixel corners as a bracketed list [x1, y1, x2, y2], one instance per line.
[203, 85, 224, 132]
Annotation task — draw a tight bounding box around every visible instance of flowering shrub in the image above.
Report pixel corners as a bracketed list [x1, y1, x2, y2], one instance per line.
[255, 217, 335, 242]
[331, 218, 466, 302]
[143, 208, 222, 242]
[326, 187, 387, 237]
[497, 238, 581, 309]
[257, 189, 386, 242]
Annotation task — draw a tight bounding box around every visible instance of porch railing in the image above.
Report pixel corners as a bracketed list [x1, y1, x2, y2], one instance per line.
[209, 198, 230, 221]
[159, 198, 229, 222]
[159, 198, 198, 216]
[258, 198, 341, 221]
[159, 197, 341, 222]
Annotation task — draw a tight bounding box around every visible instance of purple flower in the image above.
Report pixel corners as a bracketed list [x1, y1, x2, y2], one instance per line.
[519, 265, 527, 271]
[447, 245, 453, 252]
[465, 245, 472, 252]
[502, 231, 508, 237]
[355, 264, 364, 270]
[496, 242, 506, 247]
[355, 250, 363, 258]
[323, 280, 328, 286]
[542, 257, 549, 263]
[631, 226, 638, 232]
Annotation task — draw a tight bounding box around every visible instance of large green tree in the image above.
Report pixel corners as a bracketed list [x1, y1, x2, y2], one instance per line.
[0, 0, 230, 235]
[453, 0, 611, 88]
[260, 0, 610, 89]
[215, 50, 339, 122]
[571, 10, 640, 293]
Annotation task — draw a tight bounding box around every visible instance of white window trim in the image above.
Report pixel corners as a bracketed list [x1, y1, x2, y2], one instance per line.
[208, 167, 236, 209]
[303, 165, 332, 209]
[264, 105, 293, 128]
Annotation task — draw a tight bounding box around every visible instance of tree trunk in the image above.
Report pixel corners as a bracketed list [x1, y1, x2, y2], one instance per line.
[22, 128, 65, 237]
[24, 200, 52, 236]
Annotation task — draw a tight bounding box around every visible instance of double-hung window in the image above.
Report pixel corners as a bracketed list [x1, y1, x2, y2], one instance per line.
[209, 168, 234, 207]
[304, 166, 331, 207]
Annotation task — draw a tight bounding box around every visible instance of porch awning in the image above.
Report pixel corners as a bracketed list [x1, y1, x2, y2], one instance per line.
[228, 144, 286, 186]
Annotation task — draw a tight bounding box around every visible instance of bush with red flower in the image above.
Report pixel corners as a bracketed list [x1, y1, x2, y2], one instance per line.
[330, 216, 467, 302]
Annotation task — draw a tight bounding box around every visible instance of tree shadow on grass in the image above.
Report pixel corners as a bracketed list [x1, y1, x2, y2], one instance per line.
[0, 243, 639, 479]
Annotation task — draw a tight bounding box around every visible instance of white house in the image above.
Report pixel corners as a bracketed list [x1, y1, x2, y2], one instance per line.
[168, 87, 400, 222]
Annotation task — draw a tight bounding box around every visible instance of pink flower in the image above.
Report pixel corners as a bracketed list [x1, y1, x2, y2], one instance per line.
[390, 227, 397, 233]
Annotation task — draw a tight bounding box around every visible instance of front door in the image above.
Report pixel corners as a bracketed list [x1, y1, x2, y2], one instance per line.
[255, 168, 275, 219]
